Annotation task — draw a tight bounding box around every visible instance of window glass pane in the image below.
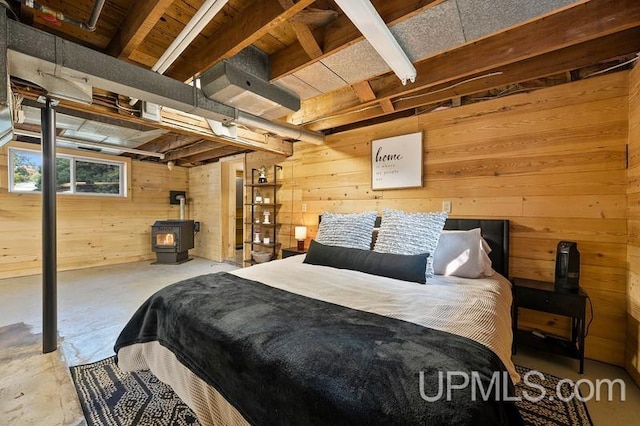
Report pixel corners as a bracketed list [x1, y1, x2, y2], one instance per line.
[11, 150, 41, 192]
[74, 160, 121, 194]
[55, 158, 72, 193]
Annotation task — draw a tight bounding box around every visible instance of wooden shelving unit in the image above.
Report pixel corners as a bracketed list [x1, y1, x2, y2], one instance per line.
[244, 165, 282, 265]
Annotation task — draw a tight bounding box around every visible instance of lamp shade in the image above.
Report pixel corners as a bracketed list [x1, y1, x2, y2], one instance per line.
[294, 226, 307, 241]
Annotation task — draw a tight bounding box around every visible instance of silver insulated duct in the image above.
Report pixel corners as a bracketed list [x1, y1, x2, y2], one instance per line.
[200, 46, 300, 120]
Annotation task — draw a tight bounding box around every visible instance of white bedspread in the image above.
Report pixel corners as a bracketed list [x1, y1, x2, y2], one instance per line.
[232, 255, 518, 382]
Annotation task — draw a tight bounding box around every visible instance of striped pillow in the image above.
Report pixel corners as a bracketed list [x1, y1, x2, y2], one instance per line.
[316, 211, 378, 250]
[373, 209, 448, 279]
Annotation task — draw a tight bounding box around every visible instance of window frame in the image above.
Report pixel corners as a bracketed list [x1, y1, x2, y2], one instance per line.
[8, 146, 128, 198]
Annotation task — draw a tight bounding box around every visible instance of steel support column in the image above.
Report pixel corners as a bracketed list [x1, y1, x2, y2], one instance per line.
[41, 97, 57, 354]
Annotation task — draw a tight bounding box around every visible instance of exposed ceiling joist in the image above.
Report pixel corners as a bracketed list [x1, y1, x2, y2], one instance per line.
[164, 140, 224, 161]
[135, 134, 203, 153]
[289, 0, 640, 127]
[270, 0, 444, 80]
[181, 145, 245, 164]
[309, 27, 640, 131]
[106, 0, 175, 59]
[278, 0, 323, 60]
[352, 81, 376, 102]
[166, 0, 316, 81]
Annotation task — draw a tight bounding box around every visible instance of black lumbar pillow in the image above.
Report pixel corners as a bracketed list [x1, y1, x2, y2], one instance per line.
[303, 239, 429, 284]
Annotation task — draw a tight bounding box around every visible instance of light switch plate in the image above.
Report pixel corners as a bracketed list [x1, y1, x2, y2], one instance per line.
[442, 200, 452, 213]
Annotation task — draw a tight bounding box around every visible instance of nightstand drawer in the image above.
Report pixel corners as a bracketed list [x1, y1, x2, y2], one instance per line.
[517, 286, 585, 318]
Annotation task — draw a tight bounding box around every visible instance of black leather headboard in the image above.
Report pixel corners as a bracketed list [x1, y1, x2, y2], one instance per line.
[444, 219, 510, 278]
[318, 215, 510, 277]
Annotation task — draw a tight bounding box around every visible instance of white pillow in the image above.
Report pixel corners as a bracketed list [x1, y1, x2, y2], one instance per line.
[373, 209, 448, 279]
[316, 211, 378, 250]
[433, 228, 494, 278]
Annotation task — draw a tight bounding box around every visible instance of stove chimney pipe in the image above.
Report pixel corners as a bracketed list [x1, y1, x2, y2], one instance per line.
[176, 195, 186, 220]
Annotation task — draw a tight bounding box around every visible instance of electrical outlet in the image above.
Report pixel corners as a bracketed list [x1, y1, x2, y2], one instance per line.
[442, 200, 452, 213]
[301, 203, 307, 213]
[194, 221, 201, 232]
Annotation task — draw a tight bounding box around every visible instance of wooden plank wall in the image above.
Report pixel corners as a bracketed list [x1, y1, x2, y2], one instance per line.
[0, 142, 188, 279]
[627, 63, 640, 383]
[188, 162, 223, 262]
[272, 72, 629, 366]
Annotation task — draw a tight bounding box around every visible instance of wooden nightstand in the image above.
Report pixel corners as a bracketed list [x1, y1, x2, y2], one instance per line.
[282, 247, 307, 258]
[511, 277, 588, 373]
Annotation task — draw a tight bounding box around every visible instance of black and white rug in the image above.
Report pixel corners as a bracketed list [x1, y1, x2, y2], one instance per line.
[514, 365, 593, 426]
[70, 357, 592, 426]
[70, 356, 200, 426]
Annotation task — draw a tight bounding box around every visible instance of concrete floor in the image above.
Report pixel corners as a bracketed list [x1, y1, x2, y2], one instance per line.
[0, 258, 639, 425]
[0, 257, 237, 426]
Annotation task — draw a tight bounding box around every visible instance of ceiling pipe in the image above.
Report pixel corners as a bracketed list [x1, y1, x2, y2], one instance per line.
[18, 0, 106, 31]
[235, 111, 324, 145]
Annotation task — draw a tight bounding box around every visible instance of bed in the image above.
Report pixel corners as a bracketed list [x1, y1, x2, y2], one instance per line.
[115, 218, 522, 425]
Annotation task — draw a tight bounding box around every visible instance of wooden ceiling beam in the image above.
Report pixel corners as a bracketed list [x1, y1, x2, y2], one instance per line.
[166, 0, 316, 81]
[164, 141, 225, 161]
[180, 146, 245, 164]
[106, 0, 174, 58]
[135, 134, 203, 153]
[279, 0, 323, 59]
[352, 81, 377, 102]
[270, 0, 444, 79]
[290, 21, 323, 59]
[306, 27, 640, 131]
[290, 0, 640, 127]
[379, 98, 395, 114]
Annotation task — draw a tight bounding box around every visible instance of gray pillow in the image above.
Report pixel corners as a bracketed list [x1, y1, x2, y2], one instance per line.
[316, 211, 378, 250]
[373, 209, 448, 279]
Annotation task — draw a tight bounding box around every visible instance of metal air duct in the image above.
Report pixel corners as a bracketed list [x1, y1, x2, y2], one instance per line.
[200, 46, 300, 120]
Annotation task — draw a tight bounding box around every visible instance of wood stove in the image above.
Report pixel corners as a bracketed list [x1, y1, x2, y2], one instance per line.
[151, 220, 195, 264]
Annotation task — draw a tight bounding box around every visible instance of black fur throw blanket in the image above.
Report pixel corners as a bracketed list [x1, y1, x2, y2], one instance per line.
[115, 272, 522, 425]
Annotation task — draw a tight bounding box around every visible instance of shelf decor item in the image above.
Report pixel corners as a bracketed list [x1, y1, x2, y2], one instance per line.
[255, 189, 262, 204]
[258, 166, 268, 183]
[263, 211, 271, 224]
[251, 250, 272, 263]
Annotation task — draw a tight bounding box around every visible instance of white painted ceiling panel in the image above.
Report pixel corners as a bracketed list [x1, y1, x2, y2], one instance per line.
[274, 75, 323, 100]
[455, 0, 578, 41]
[320, 40, 391, 84]
[390, 1, 466, 60]
[292, 62, 347, 94]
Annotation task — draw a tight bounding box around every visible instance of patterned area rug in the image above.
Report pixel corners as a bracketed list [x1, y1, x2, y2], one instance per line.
[70, 357, 200, 426]
[70, 357, 592, 426]
[515, 365, 593, 426]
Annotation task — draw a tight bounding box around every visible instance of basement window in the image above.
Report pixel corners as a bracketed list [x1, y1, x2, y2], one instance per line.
[8, 147, 126, 197]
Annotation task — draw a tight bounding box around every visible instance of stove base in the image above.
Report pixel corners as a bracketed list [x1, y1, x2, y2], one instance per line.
[152, 251, 192, 265]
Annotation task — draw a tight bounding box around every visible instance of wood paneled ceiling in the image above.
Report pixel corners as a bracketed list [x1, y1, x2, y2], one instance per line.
[6, 0, 640, 166]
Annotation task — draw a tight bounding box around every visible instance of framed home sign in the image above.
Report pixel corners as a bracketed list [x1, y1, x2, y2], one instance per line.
[371, 132, 423, 190]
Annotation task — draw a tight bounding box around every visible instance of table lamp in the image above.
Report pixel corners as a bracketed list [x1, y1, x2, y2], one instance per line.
[294, 226, 307, 251]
